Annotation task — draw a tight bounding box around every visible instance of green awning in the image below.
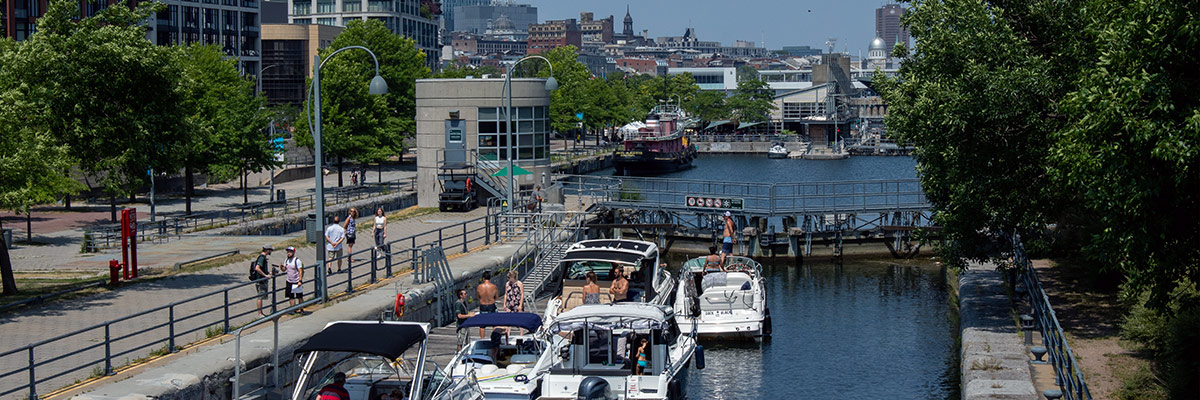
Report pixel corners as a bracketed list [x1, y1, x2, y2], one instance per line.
[737, 121, 766, 129]
[705, 120, 733, 130]
[491, 165, 532, 177]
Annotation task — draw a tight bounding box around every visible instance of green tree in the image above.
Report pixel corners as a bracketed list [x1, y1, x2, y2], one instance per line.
[876, 0, 1066, 268]
[17, 0, 189, 221]
[1051, 0, 1199, 312]
[685, 90, 730, 125]
[726, 78, 775, 123]
[296, 19, 429, 186]
[177, 44, 275, 209]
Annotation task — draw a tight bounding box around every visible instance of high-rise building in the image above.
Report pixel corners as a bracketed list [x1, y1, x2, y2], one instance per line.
[452, 1, 536, 35]
[440, 0, 486, 32]
[288, 0, 441, 66]
[261, 23, 343, 105]
[5, 0, 262, 74]
[875, 3, 908, 55]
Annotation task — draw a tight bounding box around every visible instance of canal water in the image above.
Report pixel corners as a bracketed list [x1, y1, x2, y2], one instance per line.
[596, 155, 958, 399]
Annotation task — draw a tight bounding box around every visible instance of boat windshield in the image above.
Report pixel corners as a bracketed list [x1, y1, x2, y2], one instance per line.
[296, 353, 414, 400]
[564, 261, 630, 281]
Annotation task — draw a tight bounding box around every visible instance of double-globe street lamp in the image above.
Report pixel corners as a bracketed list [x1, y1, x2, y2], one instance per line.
[310, 46, 388, 301]
[502, 56, 557, 211]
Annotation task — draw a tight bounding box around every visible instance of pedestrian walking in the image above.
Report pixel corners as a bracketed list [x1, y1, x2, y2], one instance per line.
[325, 216, 345, 274]
[532, 185, 545, 213]
[250, 245, 273, 317]
[373, 207, 387, 259]
[281, 246, 304, 313]
[343, 208, 358, 262]
[350, 170, 358, 186]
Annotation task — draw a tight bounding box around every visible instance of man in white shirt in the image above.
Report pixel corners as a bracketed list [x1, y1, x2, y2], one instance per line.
[280, 246, 305, 313]
[325, 216, 345, 274]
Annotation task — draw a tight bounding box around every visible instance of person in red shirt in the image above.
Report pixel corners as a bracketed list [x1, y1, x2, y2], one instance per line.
[318, 372, 349, 400]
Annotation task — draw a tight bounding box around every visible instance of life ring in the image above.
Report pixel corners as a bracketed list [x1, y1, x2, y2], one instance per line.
[465, 178, 473, 193]
[394, 293, 406, 318]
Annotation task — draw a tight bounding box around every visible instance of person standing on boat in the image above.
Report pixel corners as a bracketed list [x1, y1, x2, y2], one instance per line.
[317, 372, 349, 400]
[504, 269, 525, 312]
[609, 266, 628, 302]
[476, 271, 498, 339]
[721, 211, 736, 262]
[582, 271, 601, 304]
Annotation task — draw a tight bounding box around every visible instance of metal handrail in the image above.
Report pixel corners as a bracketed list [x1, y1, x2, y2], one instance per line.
[556, 174, 928, 216]
[1014, 234, 1092, 400]
[0, 206, 498, 398]
[83, 177, 417, 251]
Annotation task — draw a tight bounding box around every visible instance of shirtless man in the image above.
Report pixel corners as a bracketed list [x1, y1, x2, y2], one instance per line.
[721, 211, 736, 263]
[609, 266, 628, 302]
[475, 271, 498, 339]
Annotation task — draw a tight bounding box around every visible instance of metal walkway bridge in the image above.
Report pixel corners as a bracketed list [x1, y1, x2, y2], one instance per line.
[555, 174, 936, 258]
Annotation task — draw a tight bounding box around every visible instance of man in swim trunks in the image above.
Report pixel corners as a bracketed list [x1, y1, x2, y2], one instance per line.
[721, 211, 735, 263]
[475, 270, 498, 338]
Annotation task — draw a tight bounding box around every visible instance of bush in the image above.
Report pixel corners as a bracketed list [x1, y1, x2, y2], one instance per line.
[1122, 284, 1200, 398]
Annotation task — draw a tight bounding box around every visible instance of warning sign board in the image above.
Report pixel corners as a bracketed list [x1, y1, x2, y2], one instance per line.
[685, 196, 744, 210]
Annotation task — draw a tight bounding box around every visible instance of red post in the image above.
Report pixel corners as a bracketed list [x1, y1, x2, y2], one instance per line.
[127, 209, 138, 278]
[120, 209, 130, 280]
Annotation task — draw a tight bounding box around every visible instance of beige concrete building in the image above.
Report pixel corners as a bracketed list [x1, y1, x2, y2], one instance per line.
[415, 78, 553, 208]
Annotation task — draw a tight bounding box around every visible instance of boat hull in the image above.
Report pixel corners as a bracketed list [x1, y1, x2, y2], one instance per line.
[613, 147, 697, 176]
[767, 151, 788, 159]
[679, 316, 766, 339]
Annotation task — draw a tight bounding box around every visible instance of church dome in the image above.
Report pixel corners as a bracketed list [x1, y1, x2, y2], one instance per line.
[492, 13, 516, 31]
[869, 37, 886, 51]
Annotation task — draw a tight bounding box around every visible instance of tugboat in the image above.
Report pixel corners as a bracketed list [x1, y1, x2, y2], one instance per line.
[614, 104, 697, 176]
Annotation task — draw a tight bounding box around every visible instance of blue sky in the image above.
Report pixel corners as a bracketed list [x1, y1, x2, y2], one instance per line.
[525, 0, 897, 57]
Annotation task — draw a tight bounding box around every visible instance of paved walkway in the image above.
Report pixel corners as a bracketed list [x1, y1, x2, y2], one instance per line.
[0, 205, 490, 399]
[3, 165, 416, 273]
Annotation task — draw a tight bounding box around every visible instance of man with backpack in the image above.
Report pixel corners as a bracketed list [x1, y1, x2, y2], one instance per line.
[250, 245, 274, 317]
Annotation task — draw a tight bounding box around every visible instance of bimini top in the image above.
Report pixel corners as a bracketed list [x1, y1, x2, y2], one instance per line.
[549, 303, 675, 332]
[294, 321, 429, 360]
[560, 239, 658, 265]
[457, 312, 543, 333]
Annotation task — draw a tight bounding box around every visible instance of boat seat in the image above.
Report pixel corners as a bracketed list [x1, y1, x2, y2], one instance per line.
[471, 341, 495, 356]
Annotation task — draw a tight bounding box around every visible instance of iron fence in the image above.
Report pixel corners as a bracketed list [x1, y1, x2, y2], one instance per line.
[1013, 234, 1092, 400]
[83, 177, 416, 251]
[689, 134, 804, 143]
[0, 209, 490, 399]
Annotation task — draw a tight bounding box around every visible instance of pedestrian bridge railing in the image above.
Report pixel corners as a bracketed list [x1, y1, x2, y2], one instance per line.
[0, 208, 495, 399]
[555, 174, 929, 216]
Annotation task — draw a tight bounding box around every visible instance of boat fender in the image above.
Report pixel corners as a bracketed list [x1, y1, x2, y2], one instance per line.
[694, 345, 705, 370]
[577, 376, 614, 400]
[763, 309, 772, 336]
[394, 293, 405, 318]
[513, 374, 529, 383]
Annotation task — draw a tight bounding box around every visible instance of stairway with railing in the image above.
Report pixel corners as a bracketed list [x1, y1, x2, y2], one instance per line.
[493, 211, 587, 315]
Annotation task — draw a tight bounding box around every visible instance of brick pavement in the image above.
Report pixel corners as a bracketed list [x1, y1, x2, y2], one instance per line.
[0, 205, 491, 399]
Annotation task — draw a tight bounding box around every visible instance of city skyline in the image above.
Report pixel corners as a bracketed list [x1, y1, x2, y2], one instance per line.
[526, 0, 902, 57]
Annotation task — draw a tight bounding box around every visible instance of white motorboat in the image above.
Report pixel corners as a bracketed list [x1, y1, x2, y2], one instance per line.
[673, 256, 772, 340]
[767, 143, 789, 159]
[290, 321, 484, 400]
[539, 303, 703, 400]
[551, 239, 675, 313]
[445, 312, 565, 399]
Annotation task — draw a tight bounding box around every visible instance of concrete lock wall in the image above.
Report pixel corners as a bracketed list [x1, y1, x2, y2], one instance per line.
[414, 78, 553, 208]
[696, 141, 806, 154]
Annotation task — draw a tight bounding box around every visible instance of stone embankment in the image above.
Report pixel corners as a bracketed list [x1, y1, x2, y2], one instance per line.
[958, 266, 1038, 399]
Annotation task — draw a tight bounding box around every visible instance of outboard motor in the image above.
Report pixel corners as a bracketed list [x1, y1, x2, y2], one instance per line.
[577, 376, 616, 400]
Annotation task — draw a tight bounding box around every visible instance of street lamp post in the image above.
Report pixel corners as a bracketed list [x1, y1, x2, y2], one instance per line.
[502, 56, 558, 211]
[311, 46, 388, 302]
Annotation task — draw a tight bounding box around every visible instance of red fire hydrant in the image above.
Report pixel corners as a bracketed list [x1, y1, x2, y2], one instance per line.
[109, 260, 122, 286]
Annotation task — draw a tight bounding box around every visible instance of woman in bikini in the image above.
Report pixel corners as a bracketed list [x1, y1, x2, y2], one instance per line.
[582, 271, 601, 304]
[635, 338, 649, 375]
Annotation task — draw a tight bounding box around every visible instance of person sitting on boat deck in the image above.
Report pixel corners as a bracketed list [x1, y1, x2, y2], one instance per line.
[609, 266, 628, 302]
[582, 271, 601, 304]
[317, 372, 349, 400]
[704, 246, 722, 273]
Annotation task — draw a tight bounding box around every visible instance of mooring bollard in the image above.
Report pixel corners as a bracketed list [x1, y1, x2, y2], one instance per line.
[1031, 346, 1048, 363]
[1020, 314, 1035, 346]
[1043, 388, 1063, 400]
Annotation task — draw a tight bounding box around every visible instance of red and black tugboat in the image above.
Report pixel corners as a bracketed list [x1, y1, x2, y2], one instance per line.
[613, 104, 698, 175]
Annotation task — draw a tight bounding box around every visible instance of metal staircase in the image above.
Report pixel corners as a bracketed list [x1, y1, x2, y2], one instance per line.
[515, 212, 587, 314]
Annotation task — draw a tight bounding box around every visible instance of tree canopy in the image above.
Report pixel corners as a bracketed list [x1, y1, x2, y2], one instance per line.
[295, 19, 429, 183]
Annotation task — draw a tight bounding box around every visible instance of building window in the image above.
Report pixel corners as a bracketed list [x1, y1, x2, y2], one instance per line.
[367, 0, 390, 12]
[316, 0, 335, 13]
[343, 0, 361, 12]
[292, 1, 311, 15]
[477, 106, 550, 162]
[316, 17, 336, 26]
